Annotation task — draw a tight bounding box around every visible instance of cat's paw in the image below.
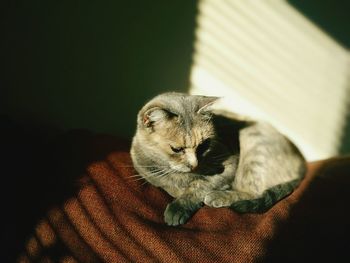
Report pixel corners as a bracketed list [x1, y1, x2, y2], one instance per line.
[164, 201, 199, 226]
[204, 191, 232, 208]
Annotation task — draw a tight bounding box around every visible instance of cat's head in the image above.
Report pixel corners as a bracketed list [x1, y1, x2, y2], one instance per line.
[133, 92, 219, 173]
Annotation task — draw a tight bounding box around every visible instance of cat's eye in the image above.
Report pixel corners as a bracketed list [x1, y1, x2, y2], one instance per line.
[170, 145, 184, 153]
[196, 138, 211, 157]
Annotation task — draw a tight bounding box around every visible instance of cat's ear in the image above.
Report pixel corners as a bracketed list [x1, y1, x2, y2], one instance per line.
[141, 107, 176, 128]
[197, 96, 219, 114]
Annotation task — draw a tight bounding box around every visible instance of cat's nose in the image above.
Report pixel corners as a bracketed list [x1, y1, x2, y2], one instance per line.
[188, 160, 198, 172]
[186, 151, 198, 171]
[189, 164, 199, 172]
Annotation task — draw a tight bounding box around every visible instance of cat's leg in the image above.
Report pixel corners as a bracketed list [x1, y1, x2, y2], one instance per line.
[203, 154, 269, 210]
[203, 150, 263, 209]
[205, 122, 305, 212]
[163, 179, 210, 226]
[204, 190, 256, 208]
[164, 196, 203, 226]
[203, 147, 268, 210]
[204, 147, 303, 212]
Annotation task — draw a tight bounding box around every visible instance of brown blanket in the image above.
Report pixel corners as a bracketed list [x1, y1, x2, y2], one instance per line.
[16, 133, 350, 263]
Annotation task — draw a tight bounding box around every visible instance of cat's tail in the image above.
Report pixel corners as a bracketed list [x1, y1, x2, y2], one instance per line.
[230, 178, 303, 213]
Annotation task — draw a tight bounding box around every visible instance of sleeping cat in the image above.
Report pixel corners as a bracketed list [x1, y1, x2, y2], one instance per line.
[131, 92, 306, 226]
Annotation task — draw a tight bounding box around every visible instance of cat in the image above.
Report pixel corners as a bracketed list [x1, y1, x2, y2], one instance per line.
[130, 92, 306, 226]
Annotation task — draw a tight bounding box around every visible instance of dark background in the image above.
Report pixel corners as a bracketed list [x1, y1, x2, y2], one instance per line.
[1, 0, 349, 148]
[1, 1, 198, 261]
[0, 1, 350, 261]
[1, 0, 197, 139]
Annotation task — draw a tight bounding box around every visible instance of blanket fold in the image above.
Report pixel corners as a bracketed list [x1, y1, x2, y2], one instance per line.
[15, 133, 350, 263]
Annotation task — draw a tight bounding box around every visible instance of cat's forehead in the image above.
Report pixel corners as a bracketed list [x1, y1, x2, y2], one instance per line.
[161, 95, 200, 115]
[154, 92, 214, 113]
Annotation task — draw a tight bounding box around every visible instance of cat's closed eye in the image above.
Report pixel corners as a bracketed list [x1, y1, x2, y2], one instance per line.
[170, 145, 185, 153]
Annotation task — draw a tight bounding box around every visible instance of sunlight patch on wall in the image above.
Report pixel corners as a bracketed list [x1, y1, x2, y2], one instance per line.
[189, 0, 350, 161]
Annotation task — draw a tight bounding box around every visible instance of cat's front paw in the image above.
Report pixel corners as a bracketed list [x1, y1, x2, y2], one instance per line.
[204, 191, 232, 208]
[164, 201, 200, 226]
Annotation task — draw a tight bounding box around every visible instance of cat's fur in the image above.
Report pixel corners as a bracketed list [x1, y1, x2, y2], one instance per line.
[131, 92, 306, 226]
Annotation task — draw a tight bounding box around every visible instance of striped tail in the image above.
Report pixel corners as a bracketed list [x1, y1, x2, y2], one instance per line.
[230, 178, 303, 213]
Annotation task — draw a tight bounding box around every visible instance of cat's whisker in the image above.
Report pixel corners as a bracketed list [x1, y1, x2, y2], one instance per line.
[155, 169, 175, 178]
[135, 165, 166, 167]
[152, 171, 171, 179]
[140, 180, 150, 186]
[145, 169, 168, 179]
[129, 169, 166, 181]
[146, 168, 174, 179]
[135, 168, 175, 184]
[111, 165, 168, 170]
[128, 174, 144, 178]
[132, 165, 168, 168]
[126, 174, 149, 184]
[148, 169, 167, 176]
[127, 169, 170, 183]
[132, 177, 148, 182]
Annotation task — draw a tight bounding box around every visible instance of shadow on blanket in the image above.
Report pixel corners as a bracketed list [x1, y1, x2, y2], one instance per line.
[3, 123, 350, 262]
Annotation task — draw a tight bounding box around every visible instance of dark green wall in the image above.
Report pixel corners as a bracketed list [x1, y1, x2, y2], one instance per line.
[288, 0, 350, 49]
[1, 0, 198, 138]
